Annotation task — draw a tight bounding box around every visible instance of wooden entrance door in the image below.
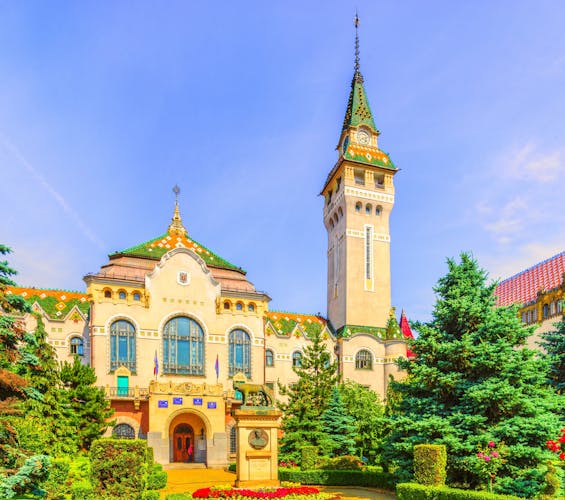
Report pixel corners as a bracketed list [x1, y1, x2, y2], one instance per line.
[173, 424, 194, 462]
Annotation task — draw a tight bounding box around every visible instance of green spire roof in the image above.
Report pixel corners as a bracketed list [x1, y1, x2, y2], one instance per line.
[341, 71, 377, 133]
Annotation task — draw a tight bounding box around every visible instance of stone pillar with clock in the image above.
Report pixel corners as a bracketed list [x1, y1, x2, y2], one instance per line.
[233, 405, 282, 486]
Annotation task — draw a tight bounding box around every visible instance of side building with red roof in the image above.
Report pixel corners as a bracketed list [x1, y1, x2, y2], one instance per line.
[495, 251, 565, 348]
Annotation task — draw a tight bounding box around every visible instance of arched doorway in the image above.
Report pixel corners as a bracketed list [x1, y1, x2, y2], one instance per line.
[169, 412, 207, 464]
[172, 423, 194, 463]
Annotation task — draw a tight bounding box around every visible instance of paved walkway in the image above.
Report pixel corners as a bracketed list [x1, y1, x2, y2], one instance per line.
[160, 468, 395, 499]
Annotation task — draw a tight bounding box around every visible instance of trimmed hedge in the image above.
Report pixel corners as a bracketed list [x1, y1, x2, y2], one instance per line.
[301, 446, 318, 471]
[278, 468, 395, 490]
[90, 439, 149, 499]
[396, 483, 523, 500]
[70, 479, 95, 500]
[166, 494, 192, 500]
[147, 463, 168, 490]
[414, 444, 447, 486]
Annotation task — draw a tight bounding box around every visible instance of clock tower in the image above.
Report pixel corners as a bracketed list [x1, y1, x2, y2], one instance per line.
[322, 16, 398, 334]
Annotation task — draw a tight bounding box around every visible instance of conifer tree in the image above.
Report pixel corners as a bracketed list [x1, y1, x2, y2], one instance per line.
[539, 310, 565, 393]
[0, 245, 50, 498]
[384, 253, 563, 498]
[339, 380, 387, 464]
[278, 328, 339, 462]
[320, 387, 356, 457]
[60, 356, 113, 450]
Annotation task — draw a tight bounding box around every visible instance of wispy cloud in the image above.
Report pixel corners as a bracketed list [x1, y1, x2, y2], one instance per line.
[502, 142, 564, 183]
[0, 132, 106, 251]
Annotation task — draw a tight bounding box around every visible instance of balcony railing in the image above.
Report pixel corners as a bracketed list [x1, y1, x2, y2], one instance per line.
[101, 386, 149, 409]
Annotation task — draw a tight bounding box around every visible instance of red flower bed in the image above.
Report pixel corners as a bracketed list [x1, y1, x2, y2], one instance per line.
[192, 486, 320, 499]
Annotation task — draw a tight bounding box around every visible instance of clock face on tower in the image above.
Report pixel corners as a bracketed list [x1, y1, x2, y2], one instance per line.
[357, 130, 370, 145]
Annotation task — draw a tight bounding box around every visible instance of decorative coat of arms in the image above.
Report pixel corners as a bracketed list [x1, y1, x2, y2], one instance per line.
[177, 270, 191, 286]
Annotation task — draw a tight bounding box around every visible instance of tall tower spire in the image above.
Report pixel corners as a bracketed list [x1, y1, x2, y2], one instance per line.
[321, 16, 398, 334]
[354, 12, 361, 80]
[168, 184, 187, 236]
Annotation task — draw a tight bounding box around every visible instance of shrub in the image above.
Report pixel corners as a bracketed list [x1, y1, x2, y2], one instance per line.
[278, 468, 395, 490]
[228, 462, 236, 472]
[90, 439, 149, 499]
[142, 491, 161, 500]
[540, 461, 560, 499]
[43, 457, 71, 499]
[396, 483, 523, 500]
[166, 494, 192, 500]
[70, 479, 95, 500]
[414, 444, 446, 486]
[147, 465, 168, 490]
[317, 455, 363, 470]
[301, 446, 318, 471]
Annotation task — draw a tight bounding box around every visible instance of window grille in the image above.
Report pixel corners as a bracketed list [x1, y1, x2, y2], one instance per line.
[110, 320, 136, 372]
[355, 350, 373, 370]
[113, 423, 135, 439]
[229, 329, 251, 377]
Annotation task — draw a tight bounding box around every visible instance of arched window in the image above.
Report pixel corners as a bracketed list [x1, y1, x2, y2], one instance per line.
[333, 213, 338, 224]
[224, 301, 231, 310]
[110, 320, 136, 372]
[70, 336, 84, 356]
[112, 423, 135, 439]
[133, 292, 141, 301]
[338, 207, 343, 218]
[292, 351, 302, 367]
[355, 350, 373, 370]
[376, 205, 383, 216]
[365, 203, 372, 214]
[248, 303, 255, 312]
[104, 289, 112, 298]
[265, 349, 274, 367]
[543, 304, 549, 319]
[118, 290, 127, 300]
[558, 300, 563, 314]
[229, 329, 251, 377]
[236, 302, 243, 311]
[355, 202, 362, 213]
[163, 317, 204, 375]
[330, 219, 334, 229]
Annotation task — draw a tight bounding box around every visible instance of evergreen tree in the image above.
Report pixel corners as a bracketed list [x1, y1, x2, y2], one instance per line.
[278, 328, 339, 462]
[320, 387, 356, 457]
[0, 245, 50, 498]
[539, 310, 565, 393]
[384, 253, 563, 498]
[60, 356, 113, 450]
[339, 380, 388, 464]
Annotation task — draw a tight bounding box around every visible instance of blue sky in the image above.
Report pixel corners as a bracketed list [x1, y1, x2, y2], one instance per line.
[0, 1, 563, 322]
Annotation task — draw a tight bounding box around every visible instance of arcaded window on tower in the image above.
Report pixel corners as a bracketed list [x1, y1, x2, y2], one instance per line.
[110, 320, 136, 372]
[355, 350, 373, 370]
[376, 205, 383, 216]
[354, 169, 365, 185]
[229, 329, 251, 377]
[375, 174, 385, 189]
[365, 203, 372, 214]
[163, 316, 204, 375]
[292, 351, 302, 367]
[355, 202, 362, 213]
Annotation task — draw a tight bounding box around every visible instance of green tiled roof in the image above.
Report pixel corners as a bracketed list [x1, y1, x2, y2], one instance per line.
[342, 72, 376, 133]
[343, 146, 397, 170]
[7, 287, 90, 321]
[337, 324, 388, 339]
[111, 232, 244, 272]
[264, 311, 328, 339]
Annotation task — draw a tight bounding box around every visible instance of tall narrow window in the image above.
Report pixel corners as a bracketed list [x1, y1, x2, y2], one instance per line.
[265, 349, 274, 367]
[70, 336, 84, 356]
[163, 317, 204, 375]
[110, 320, 136, 372]
[364, 225, 374, 286]
[229, 329, 251, 377]
[292, 351, 302, 367]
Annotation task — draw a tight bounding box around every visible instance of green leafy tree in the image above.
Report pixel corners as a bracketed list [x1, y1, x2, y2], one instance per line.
[60, 356, 114, 450]
[339, 380, 388, 464]
[320, 386, 356, 457]
[278, 328, 339, 462]
[0, 245, 50, 498]
[384, 253, 563, 498]
[13, 316, 78, 457]
[539, 309, 565, 393]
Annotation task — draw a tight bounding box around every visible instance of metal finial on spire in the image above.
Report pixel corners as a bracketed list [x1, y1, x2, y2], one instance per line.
[168, 185, 187, 236]
[354, 12, 360, 75]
